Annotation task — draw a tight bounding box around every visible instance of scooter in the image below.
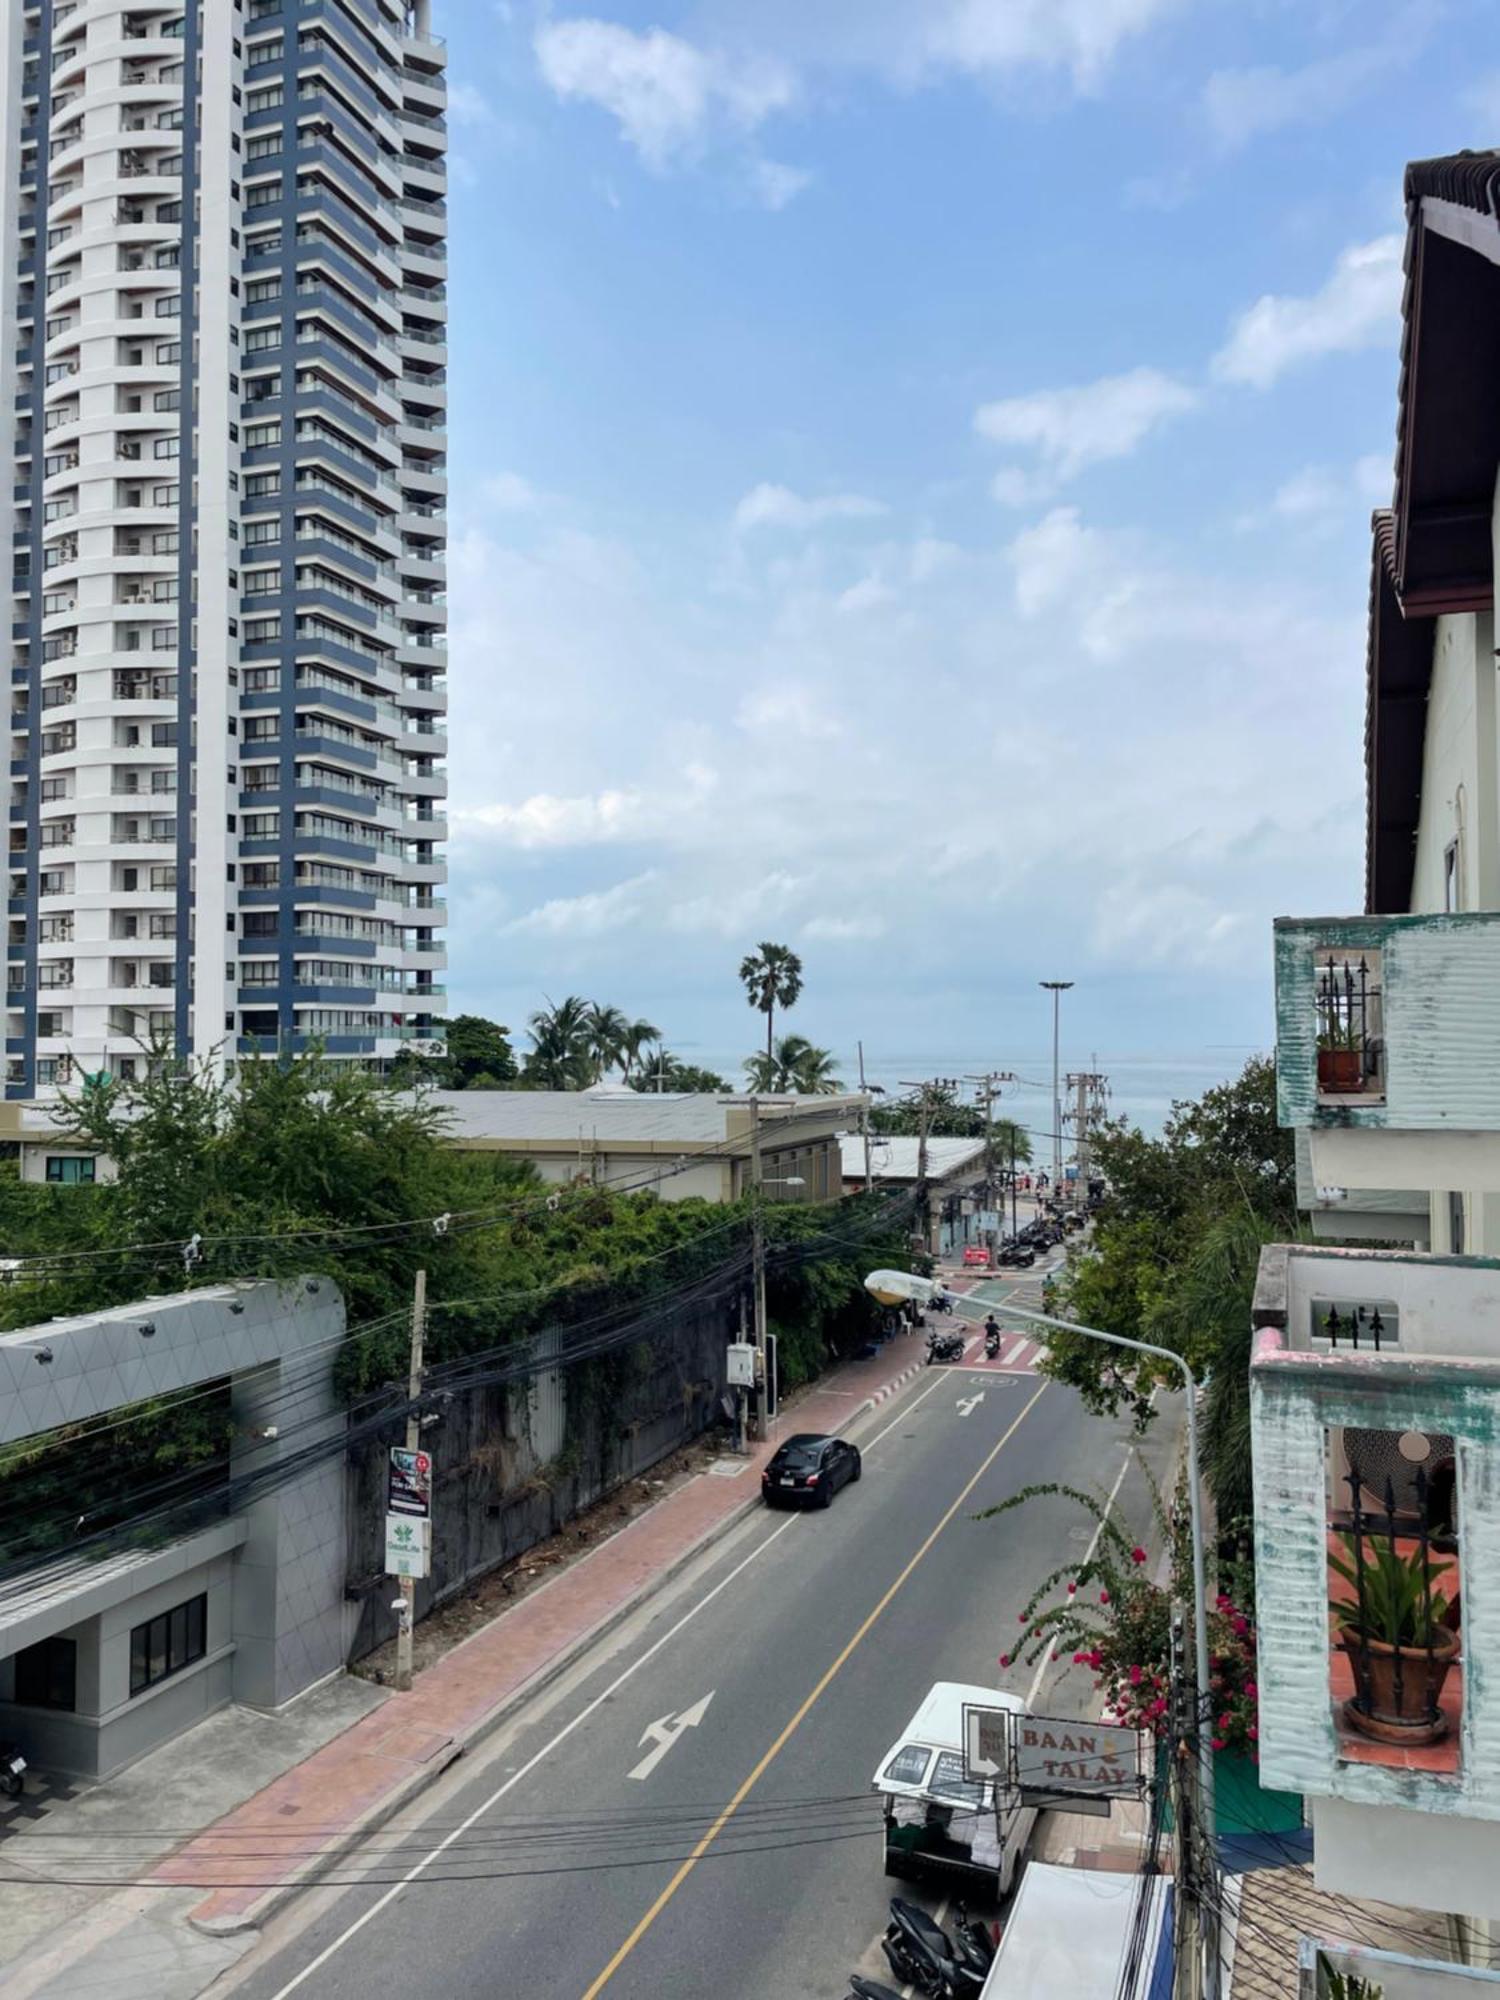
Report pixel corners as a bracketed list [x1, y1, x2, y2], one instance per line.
[953, 1905, 998, 1978]
[983, 1325, 1002, 1360]
[925, 1327, 965, 1365]
[848, 1981, 905, 2000]
[881, 1898, 985, 1997]
[0, 1740, 26, 1798]
[928, 1290, 955, 1315]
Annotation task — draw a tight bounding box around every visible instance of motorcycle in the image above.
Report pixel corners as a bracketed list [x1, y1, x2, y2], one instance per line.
[881, 1898, 985, 1998]
[953, 1905, 998, 1978]
[0, 1740, 26, 1799]
[925, 1327, 965, 1365]
[983, 1326, 1001, 1359]
[848, 1982, 905, 2000]
[927, 1290, 955, 1315]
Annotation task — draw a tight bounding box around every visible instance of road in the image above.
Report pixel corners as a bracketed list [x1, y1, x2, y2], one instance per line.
[225, 1320, 1178, 2000]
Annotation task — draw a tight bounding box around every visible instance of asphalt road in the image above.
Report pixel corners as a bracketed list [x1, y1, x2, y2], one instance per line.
[226, 1355, 1178, 2000]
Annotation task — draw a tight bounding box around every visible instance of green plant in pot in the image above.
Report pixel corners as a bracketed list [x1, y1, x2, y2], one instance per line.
[1329, 1531, 1459, 1745]
[1316, 1017, 1364, 1094]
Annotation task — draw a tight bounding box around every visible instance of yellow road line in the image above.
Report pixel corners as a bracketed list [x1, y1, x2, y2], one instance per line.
[578, 1379, 1049, 1999]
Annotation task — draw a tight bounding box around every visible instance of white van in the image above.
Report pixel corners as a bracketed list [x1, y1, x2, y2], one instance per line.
[872, 1681, 1035, 1899]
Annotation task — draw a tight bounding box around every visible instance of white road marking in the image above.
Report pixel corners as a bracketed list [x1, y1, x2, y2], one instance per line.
[260, 1364, 954, 1997]
[627, 1692, 714, 1781]
[956, 1391, 985, 1417]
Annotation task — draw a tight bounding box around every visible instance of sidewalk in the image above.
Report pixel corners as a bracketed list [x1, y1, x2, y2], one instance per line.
[150, 1330, 928, 1934]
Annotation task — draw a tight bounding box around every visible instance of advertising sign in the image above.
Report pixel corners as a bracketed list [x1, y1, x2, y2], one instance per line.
[387, 1446, 432, 1519]
[1011, 1714, 1143, 1811]
[385, 1514, 431, 1580]
[962, 1704, 1011, 1782]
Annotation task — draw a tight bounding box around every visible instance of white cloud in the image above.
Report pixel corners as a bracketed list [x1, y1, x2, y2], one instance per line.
[909, 537, 962, 583]
[748, 158, 812, 210]
[733, 482, 885, 532]
[446, 80, 495, 126]
[802, 913, 887, 942]
[1269, 452, 1390, 522]
[1009, 506, 1108, 617]
[836, 574, 896, 615]
[533, 20, 795, 168]
[535, 1, 1183, 180]
[1201, 42, 1401, 152]
[1463, 70, 1500, 134]
[507, 872, 659, 937]
[1212, 235, 1403, 390]
[457, 766, 720, 849]
[483, 471, 545, 512]
[735, 683, 842, 740]
[975, 367, 1197, 486]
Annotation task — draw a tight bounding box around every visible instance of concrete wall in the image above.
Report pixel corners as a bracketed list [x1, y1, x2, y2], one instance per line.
[1410, 610, 1500, 915]
[346, 1292, 733, 1658]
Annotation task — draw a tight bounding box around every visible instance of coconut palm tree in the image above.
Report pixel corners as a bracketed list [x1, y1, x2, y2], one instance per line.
[524, 995, 596, 1090]
[618, 1017, 662, 1081]
[744, 1034, 843, 1095]
[585, 1003, 631, 1082]
[738, 942, 804, 1070]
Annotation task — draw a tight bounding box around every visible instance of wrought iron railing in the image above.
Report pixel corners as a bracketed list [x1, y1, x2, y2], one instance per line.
[1315, 952, 1382, 1095]
[1335, 1463, 1459, 1741]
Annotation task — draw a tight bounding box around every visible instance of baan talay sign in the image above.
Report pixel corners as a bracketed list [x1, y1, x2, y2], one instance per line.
[966, 1705, 1144, 1816]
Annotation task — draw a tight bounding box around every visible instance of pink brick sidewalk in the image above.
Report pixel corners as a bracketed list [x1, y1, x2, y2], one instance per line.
[160, 1335, 927, 1931]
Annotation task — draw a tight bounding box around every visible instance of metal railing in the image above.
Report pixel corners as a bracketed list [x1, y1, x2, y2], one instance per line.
[1336, 1464, 1459, 1738]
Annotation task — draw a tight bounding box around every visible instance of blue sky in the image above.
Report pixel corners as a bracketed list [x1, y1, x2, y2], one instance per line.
[437, 0, 1497, 1098]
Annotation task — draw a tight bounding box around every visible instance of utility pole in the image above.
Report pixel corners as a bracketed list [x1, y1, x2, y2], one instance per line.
[900, 1077, 960, 1259]
[749, 1097, 767, 1440]
[395, 1266, 426, 1694]
[1065, 1068, 1109, 1200]
[966, 1070, 1017, 1257]
[1040, 981, 1073, 1198]
[857, 1040, 873, 1195]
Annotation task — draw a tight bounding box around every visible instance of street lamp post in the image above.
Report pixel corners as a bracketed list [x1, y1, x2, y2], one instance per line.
[861, 1264, 1221, 1997]
[1040, 980, 1073, 1197]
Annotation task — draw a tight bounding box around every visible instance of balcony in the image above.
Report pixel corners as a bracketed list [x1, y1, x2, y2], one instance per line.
[1251, 1242, 1500, 1917]
[1275, 911, 1500, 1209]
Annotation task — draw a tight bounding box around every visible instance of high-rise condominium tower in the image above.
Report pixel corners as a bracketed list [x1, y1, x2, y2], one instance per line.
[0, 0, 447, 1099]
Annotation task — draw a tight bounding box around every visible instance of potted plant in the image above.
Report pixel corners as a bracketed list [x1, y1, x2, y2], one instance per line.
[1329, 1532, 1459, 1744]
[1316, 1019, 1364, 1094]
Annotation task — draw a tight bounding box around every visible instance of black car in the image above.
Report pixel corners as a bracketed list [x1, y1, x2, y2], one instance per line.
[996, 1241, 1035, 1268]
[762, 1433, 862, 1508]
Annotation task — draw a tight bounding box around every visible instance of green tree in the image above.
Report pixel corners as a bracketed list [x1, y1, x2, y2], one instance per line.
[618, 1018, 662, 1081]
[628, 1048, 729, 1093]
[444, 1014, 517, 1088]
[745, 1033, 843, 1094]
[585, 1003, 630, 1081]
[523, 995, 597, 1089]
[1043, 1056, 1297, 1522]
[869, 1085, 1032, 1161]
[738, 942, 804, 1071]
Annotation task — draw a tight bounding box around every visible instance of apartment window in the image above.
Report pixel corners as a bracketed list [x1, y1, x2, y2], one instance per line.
[153, 437, 180, 460]
[244, 327, 281, 353]
[44, 1154, 94, 1186]
[246, 132, 281, 161]
[245, 421, 282, 448]
[13, 1635, 76, 1711]
[245, 279, 280, 306]
[149, 866, 177, 891]
[151, 626, 178, 650]
[245, 471, 280, 497]
[244, 520, 280, 545]
[152, 531, 180, 555]
[245, 179, 282, 209]
[153, 484, 180, 507]
[153, 389, 181, 412]
[156, 340, 182, 365]
[247, 85, 284, 112]
[128, 1593, 207, 1698]
[243, 811, 280, 838]
[156, 199, 183, 223]
[242, 862, 280, 887]
[155, 295, 182, 318]
[38, 871, 69, 897]
[245, 616, 282, 642]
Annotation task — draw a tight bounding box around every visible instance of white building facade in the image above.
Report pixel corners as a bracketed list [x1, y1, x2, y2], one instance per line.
[0, 0, 447, 1097]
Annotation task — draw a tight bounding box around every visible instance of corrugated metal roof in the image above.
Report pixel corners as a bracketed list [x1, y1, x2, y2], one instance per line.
[841, 1135, 987, 1184]
[432, 1089, 865, 1147]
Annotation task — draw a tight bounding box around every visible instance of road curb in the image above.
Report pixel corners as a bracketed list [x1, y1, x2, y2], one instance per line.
[189, 1352, 925, 1938]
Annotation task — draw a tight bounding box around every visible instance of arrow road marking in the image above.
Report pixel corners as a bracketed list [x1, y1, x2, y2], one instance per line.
[956, 1391, 986, 1417]
[628, 1692, 715, 1781]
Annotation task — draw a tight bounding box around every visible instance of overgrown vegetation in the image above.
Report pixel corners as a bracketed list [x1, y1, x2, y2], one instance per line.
[0, 1048, 906, 1559]
[869, 1082, 1031, 1163]
[1044, 1057, 1298, 1523]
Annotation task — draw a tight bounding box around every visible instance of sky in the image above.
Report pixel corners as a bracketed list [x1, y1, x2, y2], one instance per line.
[435, 0, 1498, 1108]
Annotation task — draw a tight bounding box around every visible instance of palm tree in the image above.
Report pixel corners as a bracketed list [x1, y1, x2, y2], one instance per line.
[744, 1034, 843, 1095]
[524, 995, 596, 1090]
[738, 942, 804, 1070]
[585, 1003, 631, 1082]
[618, 1017, 662, 1081]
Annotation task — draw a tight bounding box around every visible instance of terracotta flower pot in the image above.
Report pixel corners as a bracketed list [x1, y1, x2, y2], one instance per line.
[1318, 1048, 1363, 1093]
[1339, 1624, 1459, 1745]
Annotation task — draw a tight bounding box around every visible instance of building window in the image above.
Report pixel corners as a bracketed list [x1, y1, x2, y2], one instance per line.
[1449, 1191, 1466, 1256]
[13, 1635, 77, 1711]
[128, 1592, 207, 1699]
[44, 1154, 94, 1185]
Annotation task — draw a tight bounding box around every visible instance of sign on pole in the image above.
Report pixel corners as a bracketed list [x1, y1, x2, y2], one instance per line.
[1010, 1713, 1144, 1814]
[385, 1514, 431, 1579]
[387, 1446, 432, 1519]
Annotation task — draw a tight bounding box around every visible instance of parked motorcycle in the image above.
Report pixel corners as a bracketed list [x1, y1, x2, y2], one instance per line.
[848, 1981, 905, 2000]
[0, 1740, 26, 1799]
[881, 1898, 985, 1997]
[925, 1328, 966, 1365]
[953, 1905, 998, 1977]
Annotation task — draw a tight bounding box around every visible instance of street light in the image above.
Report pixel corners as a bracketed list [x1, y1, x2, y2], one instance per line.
[862, 1263, 1220, 1999]
[1039, 981, 1073, 1196]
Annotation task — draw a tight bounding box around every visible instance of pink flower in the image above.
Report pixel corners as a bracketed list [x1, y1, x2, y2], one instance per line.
[1248, 1724, 1258, 1741]
[1211, 1737, 1226, 1752]
[1130, 1546, 1147, 1565]
[1244, 1681, 1258, 1700]
[1073, 1651, 1088, 1665]
[1149, 1698, 1167, 1718]
[1231, 1615, 1249, 1638]
[1099, 1589, 1111, 1605]
[1219, 1713, 1232, 1730]
[1067, 1581, 1077, 1596]
[1129, 1665, 1143, 1686]
[1019, 1612, 1028, 1623]
[1088, 1649, 1103, 1670]
[999, 1653, 1011, 1669]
